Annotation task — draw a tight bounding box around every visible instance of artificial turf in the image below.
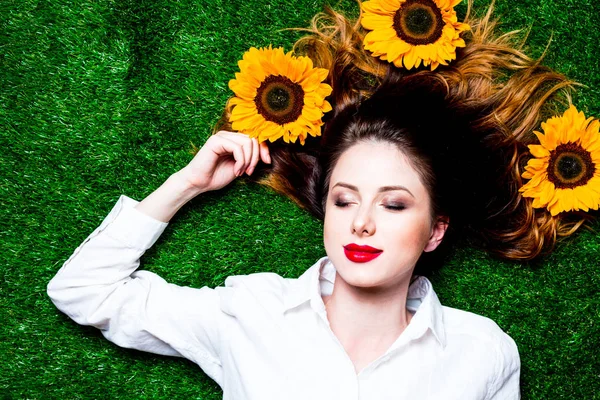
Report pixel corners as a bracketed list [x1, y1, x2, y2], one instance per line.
[1, 0, 599, 398]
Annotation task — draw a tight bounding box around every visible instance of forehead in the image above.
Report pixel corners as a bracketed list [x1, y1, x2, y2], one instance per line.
[330, 141, 428, 195]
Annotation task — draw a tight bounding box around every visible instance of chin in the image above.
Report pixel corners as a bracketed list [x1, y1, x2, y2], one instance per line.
[331, 255, 405, 290]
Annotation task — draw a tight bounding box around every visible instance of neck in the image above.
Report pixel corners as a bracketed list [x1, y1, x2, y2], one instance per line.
[324, 272, 413, 367]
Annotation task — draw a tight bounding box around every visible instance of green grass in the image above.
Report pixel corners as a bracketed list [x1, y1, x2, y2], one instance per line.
[1, 0, 598, 398]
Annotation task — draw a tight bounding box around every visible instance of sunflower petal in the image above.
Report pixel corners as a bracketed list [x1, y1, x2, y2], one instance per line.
[362, 14, 394, 30]
[362, 0, 401, 14]
[386, 39, 411, 62]
[528, 144, 551, 158]
[403, 48, 418, 70]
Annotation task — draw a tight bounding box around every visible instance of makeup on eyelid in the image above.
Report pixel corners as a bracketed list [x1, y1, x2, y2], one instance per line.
[332, 194, 410, 210]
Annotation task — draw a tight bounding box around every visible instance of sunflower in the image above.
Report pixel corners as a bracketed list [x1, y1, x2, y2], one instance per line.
[228, 46, 333, 145]
[520, 105, 600, 216]
[361, 0, 470, 70]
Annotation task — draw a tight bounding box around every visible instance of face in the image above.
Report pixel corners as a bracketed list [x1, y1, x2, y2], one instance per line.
[323, 140, 447, 290]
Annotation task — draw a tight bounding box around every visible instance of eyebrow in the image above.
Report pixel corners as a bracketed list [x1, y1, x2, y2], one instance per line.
[332, 182, 415, 198]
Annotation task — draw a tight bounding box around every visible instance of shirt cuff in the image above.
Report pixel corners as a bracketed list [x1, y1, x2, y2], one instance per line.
[101, 195, 169, 250]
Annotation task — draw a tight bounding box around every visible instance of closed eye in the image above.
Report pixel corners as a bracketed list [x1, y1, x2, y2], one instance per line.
[383, 204, 406, 211]
[334, 200, 352, 208]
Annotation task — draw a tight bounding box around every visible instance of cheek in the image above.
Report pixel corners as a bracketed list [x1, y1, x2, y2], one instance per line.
[323, 209, 340, 242]
[323, 206, 349, 255]
[383, 217, 432, 248]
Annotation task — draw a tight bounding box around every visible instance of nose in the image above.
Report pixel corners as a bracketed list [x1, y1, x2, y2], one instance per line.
[351, 205, 376, 236]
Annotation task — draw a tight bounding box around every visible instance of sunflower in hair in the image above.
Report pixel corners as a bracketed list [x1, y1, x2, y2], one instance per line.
[361, 0, 470, 70]
[228, 46, 333, 145]
[520, 105, 600, 216]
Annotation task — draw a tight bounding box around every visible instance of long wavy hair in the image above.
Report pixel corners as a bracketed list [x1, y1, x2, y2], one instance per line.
[213, 1, 590, 270]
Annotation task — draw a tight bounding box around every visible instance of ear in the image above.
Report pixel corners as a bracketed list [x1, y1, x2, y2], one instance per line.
[423, 216, 449, 253]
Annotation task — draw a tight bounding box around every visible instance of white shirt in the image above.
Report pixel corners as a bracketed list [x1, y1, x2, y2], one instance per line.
[47, 195, 520, 400]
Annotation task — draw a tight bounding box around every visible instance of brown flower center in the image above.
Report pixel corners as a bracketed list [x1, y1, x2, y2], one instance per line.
[254, 75, 304, 125]
[547, 143, 596, 189]
[393, 0, 445, 45]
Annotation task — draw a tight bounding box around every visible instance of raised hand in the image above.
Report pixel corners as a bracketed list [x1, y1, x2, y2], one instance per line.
[179, 131, 271, 194]
[135, 131, 271, 222]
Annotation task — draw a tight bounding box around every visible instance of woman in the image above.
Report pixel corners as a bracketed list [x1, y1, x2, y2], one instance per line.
[47, 78, 524, 398]
[48, 3, 582, 399]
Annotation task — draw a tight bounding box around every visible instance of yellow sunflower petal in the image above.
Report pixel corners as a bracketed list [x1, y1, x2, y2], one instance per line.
[229, 103, 258, 119]
[365, 28, 398, 43]
[539, 180, 557, 206]
[362, 0, 401, 14]
[231, 113, 265, 132]
[588, 177, 600, 193]
[587, 119, 600, 134]
[317, 83, 333, 98]
[581, 135, 600, 153]
[386, 39, 412, 62]
[403, 48, 419, 70]
[528, 170, 548, 188]
[229, 81, 257, 100]
[527, 158, 547, 170]
[528, 144, 551, 158]
[301, 104, 323, 121]
[362, 14, 394, 30]
[548, 199, 564, 216]
[573, 185, 596, 210]
[522, 170, 535, 180]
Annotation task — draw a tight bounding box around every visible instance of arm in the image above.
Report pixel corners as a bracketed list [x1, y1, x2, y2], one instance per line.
[47, 132, 270, 372]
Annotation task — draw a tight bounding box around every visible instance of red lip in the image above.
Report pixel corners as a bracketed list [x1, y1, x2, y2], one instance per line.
[343, 243, 383, 263]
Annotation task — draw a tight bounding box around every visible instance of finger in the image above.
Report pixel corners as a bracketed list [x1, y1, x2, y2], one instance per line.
[216, 130, 253, 144]
[259, 141, 272, 164]
[247, 138, 260, 175]
[218, 131, 253, 171]
[240, 137, 252, 174]
[209, 136, 246, 176]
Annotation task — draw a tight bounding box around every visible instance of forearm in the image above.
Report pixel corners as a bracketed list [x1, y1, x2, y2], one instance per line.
[47, 196, 222, 361]
[48, 196, 168, 325]
[135, 169, 202, 223]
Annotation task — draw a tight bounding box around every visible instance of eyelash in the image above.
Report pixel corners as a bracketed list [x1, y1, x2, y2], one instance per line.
[333, 200, 406, 211]
[384, 204, 406, 211]
[334, 200, 351, 208]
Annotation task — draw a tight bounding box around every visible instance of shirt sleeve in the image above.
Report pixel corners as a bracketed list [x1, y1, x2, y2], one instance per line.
[47, 195, 224, 384]
[486, 333, 521, 400]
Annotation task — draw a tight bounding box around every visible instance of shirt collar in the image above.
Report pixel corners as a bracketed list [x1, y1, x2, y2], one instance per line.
[283, 257, 332, 313]
[406, 276, 447, 347]
[283, 257, 446, 348]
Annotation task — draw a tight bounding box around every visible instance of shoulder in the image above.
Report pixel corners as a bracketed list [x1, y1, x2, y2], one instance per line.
[442, 306, 521, 398]
[443, 306, 513, 341]
[413, 277, 518, 358]
[443, 305, 519, 358]
[222, 257, 323, 297]
[218, 270, 297, 315]
[218, 258, 323, 316]
[224, 271, 290, 296]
